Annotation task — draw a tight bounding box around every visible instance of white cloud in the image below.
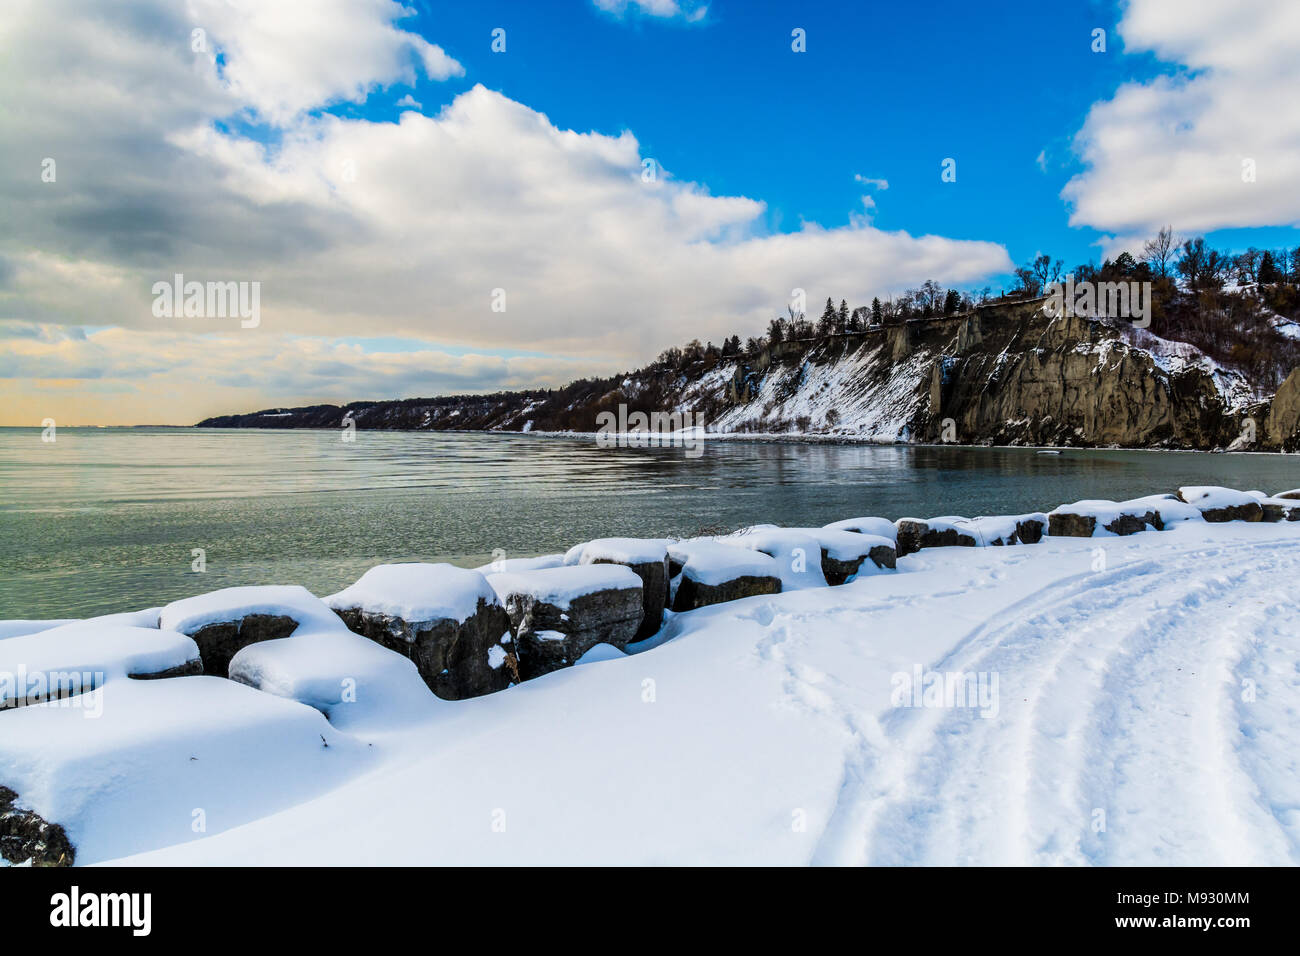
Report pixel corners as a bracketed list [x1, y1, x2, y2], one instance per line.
[0, 0, 1012, 423]
[1062, 0, 1300, 237]
[854, 175, 889, 190]
[592, 0, 708, 23]
[189, 0, 463, 124]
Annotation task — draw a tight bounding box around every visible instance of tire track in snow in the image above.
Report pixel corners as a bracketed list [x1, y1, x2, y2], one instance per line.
[811, 536, 1300, 866]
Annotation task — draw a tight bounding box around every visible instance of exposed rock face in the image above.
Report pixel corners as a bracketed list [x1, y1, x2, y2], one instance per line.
[671, 574, 781, 611]
[868, 544, 897, 570]
[184, 614, 299, 678]
[1264, 367, 1300, 451]
[588, 557, 668, 641]
[895, 520, 976, 557]
[333, 599, 514, 700]
[1194, 502, 1263, 523]
[1259, 501, 1300, 522]
[0, 786, 74, 866]
[490, 578, 643, 681]
[1048, 510, 1161, 537]
[129, 659, 204, 680]
[820, 552, 864, 586]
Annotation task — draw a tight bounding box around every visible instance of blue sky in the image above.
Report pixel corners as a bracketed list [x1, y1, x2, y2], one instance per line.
[350, 0, 1293, 282]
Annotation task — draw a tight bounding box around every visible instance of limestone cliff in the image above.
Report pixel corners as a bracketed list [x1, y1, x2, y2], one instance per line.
[199, 299, 1293, 451]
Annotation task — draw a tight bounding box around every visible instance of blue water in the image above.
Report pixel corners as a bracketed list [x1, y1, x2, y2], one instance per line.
[2, 427, 1298, 618]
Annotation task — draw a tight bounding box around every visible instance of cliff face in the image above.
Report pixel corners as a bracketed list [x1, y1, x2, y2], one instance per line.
[199, 300, 1290, 450]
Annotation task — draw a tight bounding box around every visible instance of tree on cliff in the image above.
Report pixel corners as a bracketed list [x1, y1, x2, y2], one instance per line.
[871, 297, 883, 325]
[1143, 226, 1176, 278]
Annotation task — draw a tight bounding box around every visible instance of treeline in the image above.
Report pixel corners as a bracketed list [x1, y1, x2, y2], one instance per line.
[1007, 227, 1300, 389]
[652, 227, 1300, 390]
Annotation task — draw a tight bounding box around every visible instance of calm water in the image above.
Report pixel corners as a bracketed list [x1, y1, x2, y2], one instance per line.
[2, 427, 1299, 619]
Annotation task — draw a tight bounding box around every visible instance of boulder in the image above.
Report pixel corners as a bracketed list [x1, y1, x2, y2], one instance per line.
[667, 541, 782, 610]
[822, 516, 899, 543]
[721, 529, 828, 589]
[0, 623, 201, 710]
[159, 585, 341, 678]
[895, 518, 977, 556]
[326, 565, 514, 700]
[0, 786, 74, 867]
[487, 565, 643, 680]
[1247, 491, 1300, 522]
[787, 528, 896, 584]
[1176, 486, 1264, 523]
[1047, 497, 1185, 537]
[565, 538, 671, 641]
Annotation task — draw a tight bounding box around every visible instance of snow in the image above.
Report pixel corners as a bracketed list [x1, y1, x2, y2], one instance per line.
[823, 516, 898, 542]
[0, 620, 76, 641]
[667, 540, 781, 586]
[487, 564, 642, 608]
[0, 608, 162, 642]
[0, 677, 371, 863]
[0, 624, 199, 708]
[563, 537, 671, 566]
[898, 513, 1048, 545]
[1178, 485, 1260, 510]
[161, 586, 340, 635]
[787, 527, 894, 561]
[474, 554, 564, 574]
[1049, 496, 1197, 534]
[325, 564, 498, 624]
[722, 529, 828, 589]
[81, 520, 1300, 866]
[228, 629, 436, 732]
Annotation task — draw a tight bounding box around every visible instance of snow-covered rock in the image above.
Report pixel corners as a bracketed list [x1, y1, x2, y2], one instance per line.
[0, 623, 200, 710]
[564, 537, 671, 640]
[1245, 490, 1300, 522]
[1048, 499, 1166, 537]
[785, 527, 896, 583]
[228, 629, 438, 730]
[487, 565, 643, 680]
[823, 516, 899, 543]
[326, 564, 514, 700]
[160, 585, 340, 678]
[1177, 486, 1265, 523]
[722, 529, 828, 590]
[667, 540, 783, 610]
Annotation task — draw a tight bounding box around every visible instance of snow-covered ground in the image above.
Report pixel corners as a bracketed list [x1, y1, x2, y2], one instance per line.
[4, 519, 1294, 866]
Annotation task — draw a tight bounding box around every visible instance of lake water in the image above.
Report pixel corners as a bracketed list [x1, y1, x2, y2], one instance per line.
[3, 427, 1299, 619]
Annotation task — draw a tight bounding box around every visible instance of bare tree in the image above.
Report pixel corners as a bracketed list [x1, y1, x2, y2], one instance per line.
[1143, 225, 1176, 278]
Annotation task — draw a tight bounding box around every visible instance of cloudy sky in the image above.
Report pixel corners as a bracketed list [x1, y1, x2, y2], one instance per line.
[1, 0, 1297, 425]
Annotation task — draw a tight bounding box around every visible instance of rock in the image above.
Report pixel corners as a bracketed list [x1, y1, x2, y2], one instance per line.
[0, 786, 74, 867]
[180, 614, 299, 679]
[1048, 512, 1097, 538]
[129, 659, 204, 680]
[868, 544, 897, 570]
[723, 529, 828, 589]
[1264, 367, 1300, 451]
[565, 538, 671, 641]
[788, 528, 896, 584]
[1247, 492, 1300, 522]
[487, 565, 643, 680]
[1048, 499, 1174, 537]
[326, 565, 515, 700]
[668, 541, 782, 610]
[1176, 486, 1264, 523]
[895, 519, 977, 557]
[159, 585, 343, 678]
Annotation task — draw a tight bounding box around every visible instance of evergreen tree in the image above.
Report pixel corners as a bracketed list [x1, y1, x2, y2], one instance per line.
[838, 299, 849, 329]
[871, 297, 883, 325]
[1259, 250, 1280, 284]
[943, 288, 962, 315]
